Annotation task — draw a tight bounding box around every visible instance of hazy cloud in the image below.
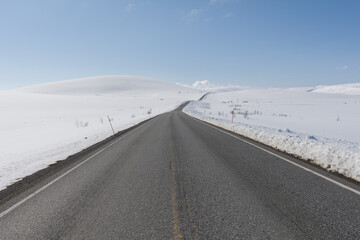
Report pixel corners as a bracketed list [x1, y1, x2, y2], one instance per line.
[182, 9, 203, 22]
[224, 12, 234, 18]
[126, 3, 135, 12]
[209, 0, 230, 5]
[336, 65, 349, 70]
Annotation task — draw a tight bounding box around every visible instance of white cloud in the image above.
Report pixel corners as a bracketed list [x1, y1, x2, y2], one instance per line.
[209, 0, 230, 5]
[182, 9, 203, 22]
[126, 3, 135, 12]
[224, 12, 234, 18]
[336, 65, 349, 70]
[192, 80, 246, 92]
[192, 80, 211, 88]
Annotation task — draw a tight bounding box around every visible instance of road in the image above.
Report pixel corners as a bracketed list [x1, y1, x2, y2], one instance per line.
[0, 103, 359, 239]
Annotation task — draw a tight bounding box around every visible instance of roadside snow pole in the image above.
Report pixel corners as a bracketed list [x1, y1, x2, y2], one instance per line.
[107, 115, 115, 135]
[231, 109, 235, 124]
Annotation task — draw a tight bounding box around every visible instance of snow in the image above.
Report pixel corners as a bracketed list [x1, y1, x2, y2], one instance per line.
[0, 76, 202, 190]
[183, 86, 360, 182]
[2, 76, 360, 190]
[310, 82, 360, 95]
[16, 75, 190, 95]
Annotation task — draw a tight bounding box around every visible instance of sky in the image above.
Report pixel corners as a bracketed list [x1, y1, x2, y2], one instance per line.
[1, 0, 360, 90]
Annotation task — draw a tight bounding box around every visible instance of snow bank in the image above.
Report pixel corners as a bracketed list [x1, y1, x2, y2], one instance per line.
[183, 88, 360, 182]
[0, 76, 202, 190]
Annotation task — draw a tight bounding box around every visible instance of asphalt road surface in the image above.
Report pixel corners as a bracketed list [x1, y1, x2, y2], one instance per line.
[0, 103, 359, 239]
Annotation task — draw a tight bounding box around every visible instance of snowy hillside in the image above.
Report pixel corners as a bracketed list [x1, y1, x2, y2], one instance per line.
[0, 76, 202, 190]
[17, 75, 194, 95]
[184, 86, 360, 182]
[310, 82, 360, 95]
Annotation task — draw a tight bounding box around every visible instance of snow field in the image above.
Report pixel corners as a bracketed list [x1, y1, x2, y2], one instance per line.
[0, 76, 201, 190]
[183, 88, 360, 182]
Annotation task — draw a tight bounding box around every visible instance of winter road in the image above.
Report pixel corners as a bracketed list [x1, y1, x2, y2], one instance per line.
[0, 103, 359, 239]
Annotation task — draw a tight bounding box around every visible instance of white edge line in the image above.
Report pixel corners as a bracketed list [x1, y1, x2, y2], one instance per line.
[189, 116, 360, 196]
[0, 119, 153, 218]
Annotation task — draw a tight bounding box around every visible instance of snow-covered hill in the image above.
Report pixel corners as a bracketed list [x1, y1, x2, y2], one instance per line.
[184, 85, 360, 182]
[0, 76, 202, 190]
[16, 75, 194, 95]
[310, 82, 360, 95]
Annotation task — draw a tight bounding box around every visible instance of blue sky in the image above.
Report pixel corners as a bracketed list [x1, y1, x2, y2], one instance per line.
[1, 0, 359, 90]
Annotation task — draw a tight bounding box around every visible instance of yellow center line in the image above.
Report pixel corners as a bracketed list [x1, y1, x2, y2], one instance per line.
[170, 139, 184, 239]
[185, 193, 201, 240]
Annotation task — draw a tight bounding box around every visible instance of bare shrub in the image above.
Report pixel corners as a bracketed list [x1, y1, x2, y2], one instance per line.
[243, 111, 249, 119]
[74, 120, 89, 128]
